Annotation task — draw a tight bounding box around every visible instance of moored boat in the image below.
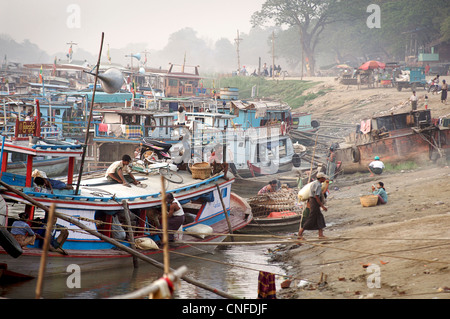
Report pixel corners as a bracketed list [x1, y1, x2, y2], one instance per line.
[334, 109, 450, 174]
[238, 188, 303, 234]
[0, 129, 252, 278]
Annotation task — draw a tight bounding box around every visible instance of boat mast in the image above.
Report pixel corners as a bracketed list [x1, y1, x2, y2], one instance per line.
[75, 33, 104, 194]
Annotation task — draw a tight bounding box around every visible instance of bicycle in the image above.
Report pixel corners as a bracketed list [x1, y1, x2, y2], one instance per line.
[132, 161, 183, 184]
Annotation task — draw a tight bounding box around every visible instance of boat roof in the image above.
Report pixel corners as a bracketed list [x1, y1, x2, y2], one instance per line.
[0, 139, 83, 158]
[230, 100, 291, 111]
[186, 112, 236, 119]
[94, 107, 174, 117]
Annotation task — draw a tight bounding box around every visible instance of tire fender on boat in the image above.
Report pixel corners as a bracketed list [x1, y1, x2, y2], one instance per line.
[0, 228, 23, 258]
[351, 146, 361, 163]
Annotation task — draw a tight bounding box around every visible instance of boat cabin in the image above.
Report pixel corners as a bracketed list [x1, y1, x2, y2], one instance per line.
[163, 64, 202, 98]
[224, 100, 293, 131]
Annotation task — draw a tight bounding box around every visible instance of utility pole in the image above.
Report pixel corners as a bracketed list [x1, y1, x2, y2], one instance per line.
[272, 31, 276, 79]
[234, 30, 243, 74]
[66, 41, 78, 63]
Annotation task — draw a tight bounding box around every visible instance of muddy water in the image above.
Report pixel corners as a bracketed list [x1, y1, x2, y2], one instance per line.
[2, 193, 289, 299]
[0, 239, 287, 299]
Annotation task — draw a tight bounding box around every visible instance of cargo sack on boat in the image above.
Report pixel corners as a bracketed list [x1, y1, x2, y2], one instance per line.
[186, 224, 213, 239]
[135, 237, 159, 250]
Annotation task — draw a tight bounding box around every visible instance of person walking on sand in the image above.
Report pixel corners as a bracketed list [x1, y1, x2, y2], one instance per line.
[441, 80, 448, 104]
[298, 172, 328, 239]
[106, 154, 146, 188]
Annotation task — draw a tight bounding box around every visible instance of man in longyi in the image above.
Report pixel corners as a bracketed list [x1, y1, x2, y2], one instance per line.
[298, 172, 328, 240]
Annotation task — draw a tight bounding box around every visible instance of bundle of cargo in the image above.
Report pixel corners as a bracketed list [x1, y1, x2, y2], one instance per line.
[240, 188, 303, 233]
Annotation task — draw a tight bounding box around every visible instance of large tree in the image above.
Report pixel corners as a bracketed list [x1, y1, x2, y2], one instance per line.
[251, 0, 344, 76]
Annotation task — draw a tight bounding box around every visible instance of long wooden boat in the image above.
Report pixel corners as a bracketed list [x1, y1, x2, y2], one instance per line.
[0, 132, 252, 278]
[334, 110, 450, 174]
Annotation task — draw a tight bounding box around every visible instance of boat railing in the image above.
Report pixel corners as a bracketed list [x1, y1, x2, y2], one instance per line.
[94, 123, 187, 140]
[21, 173, 225, 202]
[40, 125, 63, 139]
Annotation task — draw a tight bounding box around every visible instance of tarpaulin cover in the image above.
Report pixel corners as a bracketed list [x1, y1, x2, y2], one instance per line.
[267, 211, 297, 219]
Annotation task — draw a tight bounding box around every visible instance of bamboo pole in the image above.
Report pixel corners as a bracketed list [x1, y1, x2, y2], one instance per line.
[215, 184, 234, 242]
[122, 200, 138, 268]
[35, 203, 55, 299]
[160, 175, 170, 275]
[0, 180, 239, 300]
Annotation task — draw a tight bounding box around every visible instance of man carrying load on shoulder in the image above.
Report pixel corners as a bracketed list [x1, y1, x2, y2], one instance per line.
[298, 172, 328, 240]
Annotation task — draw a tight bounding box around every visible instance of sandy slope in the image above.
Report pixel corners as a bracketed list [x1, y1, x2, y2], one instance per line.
[277, 166, 450, 299]
[274, 76, 450, 299]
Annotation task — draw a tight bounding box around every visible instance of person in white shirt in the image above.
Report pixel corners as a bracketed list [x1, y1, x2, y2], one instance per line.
[410, 91, 418, 110]
[106, 154, 146, 188]
[368, 156, 385, 177]
[165, 193, 185, 242]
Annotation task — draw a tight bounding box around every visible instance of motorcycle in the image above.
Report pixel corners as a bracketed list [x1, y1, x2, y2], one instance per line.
[140, 138, 172, 162]
[427, 79, 441, 94]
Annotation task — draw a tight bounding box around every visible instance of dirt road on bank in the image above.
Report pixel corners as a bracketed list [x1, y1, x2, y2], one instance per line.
[275, 76, 450, 299]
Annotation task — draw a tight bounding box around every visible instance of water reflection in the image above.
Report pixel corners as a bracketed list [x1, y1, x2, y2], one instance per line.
[1, 241, 286, 299]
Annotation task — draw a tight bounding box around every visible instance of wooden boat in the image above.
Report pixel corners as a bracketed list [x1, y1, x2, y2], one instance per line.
[334, 110, 450, 174]
[0, 99, 71, 177]
[0, 127, 252, 278]
[238, 189, 303, 233]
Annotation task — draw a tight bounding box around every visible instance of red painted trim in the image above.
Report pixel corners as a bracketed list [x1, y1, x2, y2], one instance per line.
[26, 155, 33, 187]
[67, 157, 75, 185]
[1, 150, 8, 172]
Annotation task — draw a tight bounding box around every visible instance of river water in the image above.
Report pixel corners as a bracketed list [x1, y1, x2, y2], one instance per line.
[0, 235, 288, 299]
[2, 204, 289, 299]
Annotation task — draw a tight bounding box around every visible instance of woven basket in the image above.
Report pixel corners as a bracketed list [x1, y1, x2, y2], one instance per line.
[360, 195, 378, 207]
[190, 162, 211, 180]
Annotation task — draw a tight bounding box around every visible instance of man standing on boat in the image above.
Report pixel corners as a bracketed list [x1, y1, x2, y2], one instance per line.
[297, 172, 328, 240]
[106, 154, 146, 188]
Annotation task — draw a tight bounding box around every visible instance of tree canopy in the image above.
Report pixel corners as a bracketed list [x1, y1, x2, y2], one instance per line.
[252, 0, 450, 73]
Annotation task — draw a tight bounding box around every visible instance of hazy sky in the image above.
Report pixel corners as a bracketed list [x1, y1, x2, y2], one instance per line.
[0, 0, 266, 55]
